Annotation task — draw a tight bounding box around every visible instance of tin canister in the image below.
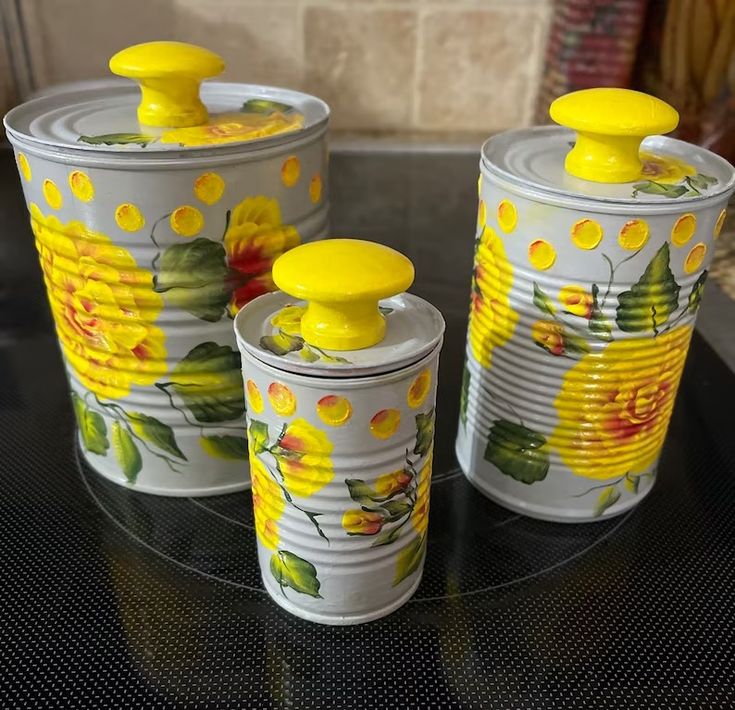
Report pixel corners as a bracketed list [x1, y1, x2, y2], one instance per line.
[456, 88, 735, 522]
[234, 240, 445, 624]
[3, 42, 329, 496]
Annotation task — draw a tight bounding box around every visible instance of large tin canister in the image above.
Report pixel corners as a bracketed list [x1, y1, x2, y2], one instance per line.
[234, 240, 445, 624]
[456, 89, 735, 522]
[3, 42, 329, 496]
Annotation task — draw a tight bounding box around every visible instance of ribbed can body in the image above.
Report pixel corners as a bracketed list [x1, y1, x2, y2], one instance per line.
[237, 345, 440, 624]
[457, 161, 730, 521]
[8, 128, 328, 496]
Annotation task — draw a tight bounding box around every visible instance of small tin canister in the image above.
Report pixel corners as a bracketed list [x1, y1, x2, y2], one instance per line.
[456, 88, 735, 522]
[4, 42, 329, 496]
[234, 239, 445, 624]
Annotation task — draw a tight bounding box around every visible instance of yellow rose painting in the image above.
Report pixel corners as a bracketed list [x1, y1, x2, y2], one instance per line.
[552, 326, 692, 480]
[469, 225, 518, 368]
[275, 418, 334, 498]
[250, 456, 285, 551]
[30, 203, 166, 400]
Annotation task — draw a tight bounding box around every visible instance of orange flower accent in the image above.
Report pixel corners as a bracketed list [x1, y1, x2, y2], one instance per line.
[559, 285, 593, 319]
[532, 320, 565, 356]
[342, 509, 385, 536]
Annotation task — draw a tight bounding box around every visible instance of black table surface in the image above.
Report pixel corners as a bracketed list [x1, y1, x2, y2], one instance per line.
[1, 147, 734, 710]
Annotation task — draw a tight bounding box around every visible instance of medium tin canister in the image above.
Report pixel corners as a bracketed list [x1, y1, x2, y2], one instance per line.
[3, 42, 329, 496]
[456, 88, 735, 522]
[234, 240, 445, 624]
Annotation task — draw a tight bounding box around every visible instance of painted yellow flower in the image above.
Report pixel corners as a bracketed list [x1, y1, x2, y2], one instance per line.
[532, 320, 565, 356]
[275, 418, 334, 498]
[271, 305, 305, 336]
[375, 468, 413, 498]
[30, 203, 166, 400]
[552, 326, 692, 480]
[559, 285, 593, 319]
[250, 455, 285, 551]
[224, 196, 300, 312]
[160, 112, 304, 147]
[469, 225, 518, 368]
[412, 451, 433, 537]
[640, 152, 695, 184]
[342, 509, 384, 536]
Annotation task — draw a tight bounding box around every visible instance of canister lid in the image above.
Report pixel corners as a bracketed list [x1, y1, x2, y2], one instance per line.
[233, 240, 445, 378]
[4, 41, 328, 156]
[483, 88, 735, 204]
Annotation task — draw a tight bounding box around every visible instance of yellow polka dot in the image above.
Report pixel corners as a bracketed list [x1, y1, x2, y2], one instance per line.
[528, 239, 556, 270]
[684, 242, 707, 274]
[281, 156, 301, 188]
[671, 213, 696, 247]
[570, 218, 603, 250]
[407, 369, 431, 409]
[370, 409, 401, 440]
[267, 382, 296, 417]
[497, 199, 517, 233]
[316, 395, 352, 427]
[618, 219, 649, 250]
[193, 172, 225, 206]
[477, 200, 486, 230]
[115, 203, 145, 232]
[17, 153, 31, 182]
[477, 174, 482, 196]
[714, 208, 727, 239]
[42, 179, 62, 210]
[309, 174, 322, 204]
[246, 380, 264, 414]
[170, 205, 204, 237]
[68, 171, 95, 202]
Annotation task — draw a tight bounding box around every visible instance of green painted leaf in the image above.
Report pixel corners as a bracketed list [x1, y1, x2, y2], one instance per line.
[380, 500, 413, 523]
[270, 550, 322, 598]
[299, 345, 320, 362]
[594, 486, 621, 516]
[127, 412, 186, 460]
[687, 173, 718, 191]
[260, 332, 304, 356]
[624, 474, 640, 494]
[248, 420, 270, 455]
[154, 239, 239, 323]
[532, 282, 555, 315]
[167, 342, 245, 423]
[484, 419, 549, 484]
[616, 243, 681, 333]
[589, 283, 612, 340]
[687, 270, 708, 313]
[242, 98, 293, 114]
[413, 408, 435, 457]
[200, 434, 248, 460]
[111, 421, 142, 483]
[78, 132, 155, 147]
[393, 534, 426, 586]
[71, 392, 109, 455]
[346, 479, 379, 505]
[632, 181, 688, 199]
[563, 332, 591, 355]
[372, 524, 404, 548]
[459, 361, 470, 428]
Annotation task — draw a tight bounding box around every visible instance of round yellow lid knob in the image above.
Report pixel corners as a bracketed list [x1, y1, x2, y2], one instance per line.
[549, 88, 679, 183]
[109, 41, 225, 128]
[272, 239, 415, 351]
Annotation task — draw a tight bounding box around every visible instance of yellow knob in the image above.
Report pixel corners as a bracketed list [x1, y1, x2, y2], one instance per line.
[109, 41, 224, 128]
[272, 239, 415, 351]
[549, 88, 679, 183]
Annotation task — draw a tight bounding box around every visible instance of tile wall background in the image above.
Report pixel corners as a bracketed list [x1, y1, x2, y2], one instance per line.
[18, 0, 553, 134]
